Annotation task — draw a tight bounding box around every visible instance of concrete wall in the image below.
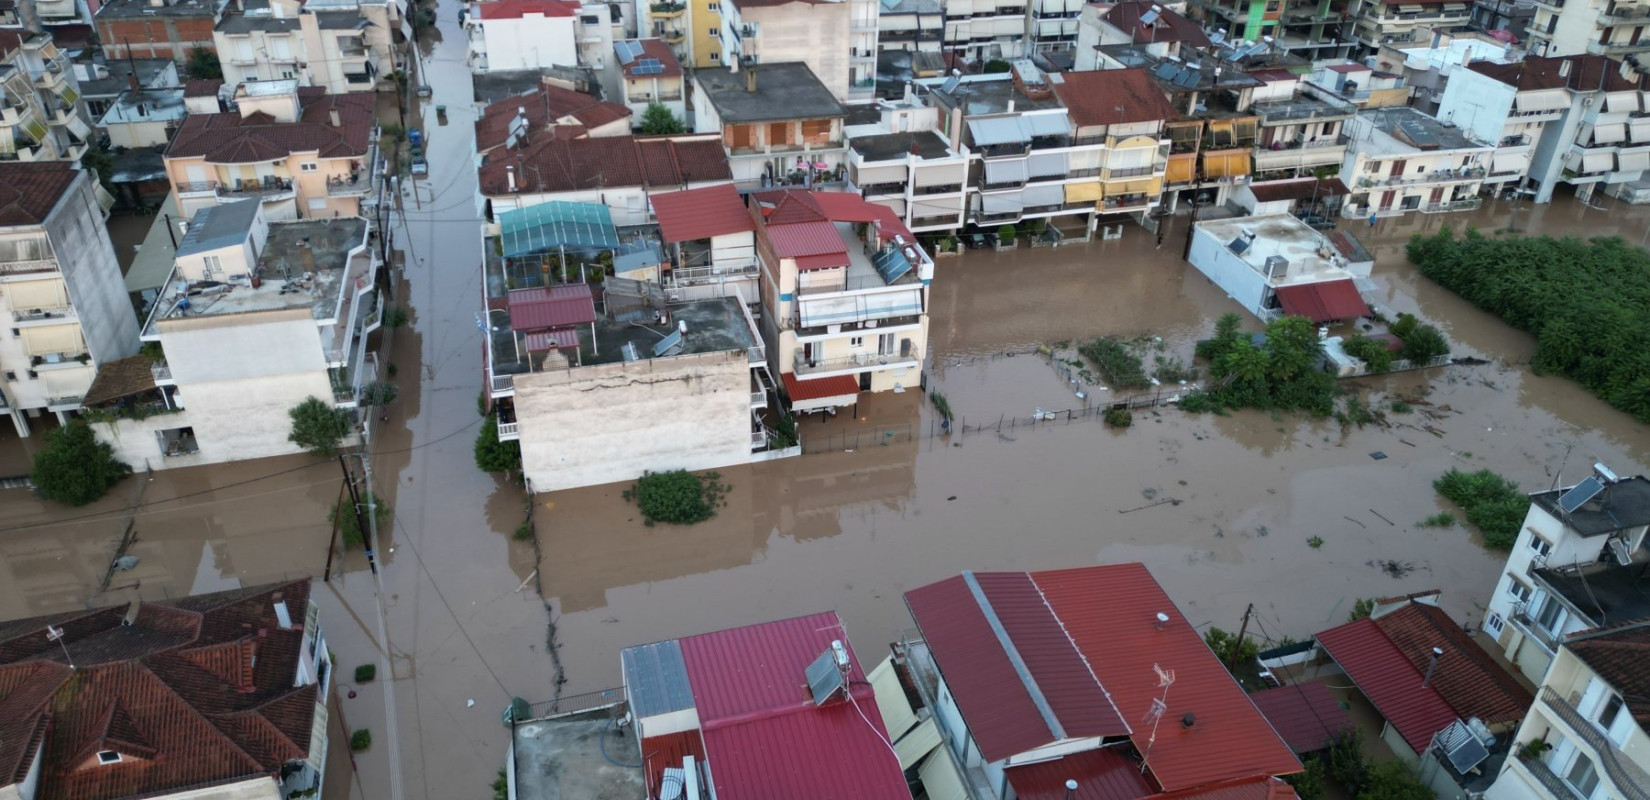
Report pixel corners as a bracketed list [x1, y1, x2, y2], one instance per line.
[1187, 228, 1268, 317]
[514, 350, 753, 492]
[735, 2, 850, 101]
[47, 171, 139, 368]
[1435, 69, 1517, 148]
[474, 14, 580, 70]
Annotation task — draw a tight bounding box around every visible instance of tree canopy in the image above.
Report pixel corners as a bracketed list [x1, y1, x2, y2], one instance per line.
[288, 397, 353, 457]
[32, 419, 131, 506]
[474, 413, 521, 474]
[638, 102, 685, 135]
[186, 47, 222, 80]
[1184, 313, 1336, 415]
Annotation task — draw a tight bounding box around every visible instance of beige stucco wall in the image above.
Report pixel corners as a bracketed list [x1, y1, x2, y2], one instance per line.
[740, 3, 850, 100]
[514, 350, 753, 492]
[167, 151, 367, 220]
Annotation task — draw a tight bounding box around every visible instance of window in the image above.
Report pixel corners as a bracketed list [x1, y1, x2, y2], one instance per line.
[1597, 693, 1624, 731]
[1365, 160, 1382, 174]
[850, 336, 864, 347]
[96, 751, 121, 765]
[308, 198, 329, 211]
[2, 371, 13, 381]
[300, 162, 318, 172]
[1529, 534, 1552, 557]
[878, 333, 895, 355]
[708, 1, 719, 8]
[1535, 594, 1564, 631]
[710, 27, 719, 36]
[710, 51, 720, 60]
[1507, 577, 1532, 604]
[203, 255, 222, 278]
[1564, 753, 1599, 798]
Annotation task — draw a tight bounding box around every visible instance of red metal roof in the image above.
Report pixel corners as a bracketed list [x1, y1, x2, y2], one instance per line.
[1007, 746, 1155, 800]
[1154, 776, 1300, 800]
[1248, 682, 1353, 753]
[1314, 618, 1459, 754]
[522, 329, 580, 351]
[1274, 280, 1370, 323]
[675, 612, 909, 800]
[641, 731, 704, 798]
[650, 184, 754, 243]
[781, 372, 859, 403]
[1053, 69, 1179, 127]
[1371, 603, 1533, 727]
[471, 0, 580, 19]
[619, 38, 683, 80]
[767, 220, 847, 260]
[507, 284, 597, 331]
[1032, 564, 1302, 791]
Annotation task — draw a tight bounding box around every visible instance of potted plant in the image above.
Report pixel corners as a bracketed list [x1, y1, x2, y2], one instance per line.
[1516, 738, 1550, 763]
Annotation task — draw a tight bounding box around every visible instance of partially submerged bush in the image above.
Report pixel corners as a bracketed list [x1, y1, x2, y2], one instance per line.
[624, 469, 730, 526]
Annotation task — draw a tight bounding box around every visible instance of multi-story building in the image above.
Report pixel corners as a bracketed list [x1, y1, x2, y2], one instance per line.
[1339, 105, 1491, 216]
[1250, 67, 1354, 180]
[1373, 33, 1511, 115]
[751, 189, 930, 409]
[941, 0, 1030, 60]
[720, 0, 855, 100]
[1482, 618, 1650, 800]
[846, 91, 970, 232]
[164, 82, 380, 219]
[1075, 0, 1210, 69]
[0, 580, 333, 800]
[1438, 54, 1650, 204]
[1473, 0, 1535, 43]
[90, 204, 378, 467]
[602, 38, 686, 123]
[1305, 60, 1414, 109]
[1525, 0, 1650, 59]
[76, 56, 178, 121]
[1343, 0, 1473, 54]
[0, 162, 132, 437]
[96, 0, 219, 64]
[1052, 67, 1180, 225]
[35, 0, 92, 26]
[98, 85, 188, 148]
[877, 0, 944, 53]
[0, 31, 92, 163]
[476, 132, 731, 217]
[1187, 0, 1286, 44]
[1189, 214, 1373, 324]
[1278, 0, 1353, 56]
[465, 0, 614, 71]
[215, 0, 408, 94]
[1479, 465, 1650, 686]
[1030, 0, 1083, 52]
[693, 61, 848, 189]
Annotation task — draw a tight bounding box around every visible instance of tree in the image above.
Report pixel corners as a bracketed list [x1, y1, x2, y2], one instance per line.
[1357, 761, 1435, 800]
[474, 413, 521, 473]
[1285, 757, 1329, 800]
[288, 397, 353, 457]
[1326, 730, 1368, 792]
[1399, 323, 1449, 363]
[186, 47, 222, 80]
[31, 419, 131, 506]
[1348, 597, 1376, 621]
[80, 146, 115, 194]
[638, 102, 685, 135]
[982, 59, 1012, 73]
[624, 469, 729, 525]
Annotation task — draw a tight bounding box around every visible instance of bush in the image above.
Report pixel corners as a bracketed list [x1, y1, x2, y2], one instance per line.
[1348, 597, 1376, 622]
[474, 413, 521, 474]
[624, 469, 729, 525]
[639, 101, 686, 135]
[1326, 729, 1368, 792]
[1104, 408, 1133, 428]
[1342, 334, 1394, 373]
[1417, 512, 1456, 528]
[1399, 322, 1449, 363]
[1152, 355, 1199, 383]
[982, 59, 1012, 73]
[1408, 228, 1650, 421]
[996, 224, 1017, 243]
[513, 518, 534, 540]
[771, 414, 798, 448]
[1080, 337, 1150, 390]
[1308, 535, 1325, 549]
[1286, 757, 1329, 800]
[354, 663, 377, 683]
[288, 397, 353, 457]
[31, 419, 132, 507]
[186, 47, 222, 79]
[360, 381, 397, 407]
[492, 768, 509, 800]
[1433, 468, 1529, 550]
[331, 492, 389, 549]
[350, 729, 372, 751]
[930, 391, 953, 422]
[1188, 314, 1334, 415]
[1204, 626, 1258, 665]
[383, 306, 409, 328]
[1358, 760, 1434, 800]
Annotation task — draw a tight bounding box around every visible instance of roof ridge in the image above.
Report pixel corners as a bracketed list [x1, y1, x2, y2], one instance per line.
[1025, 571, 1130, 736]
[134, 661, 268, 774]
[960, 571, 1068, 741]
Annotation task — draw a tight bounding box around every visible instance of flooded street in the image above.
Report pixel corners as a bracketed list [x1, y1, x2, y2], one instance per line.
[1, 23, 1648, 799]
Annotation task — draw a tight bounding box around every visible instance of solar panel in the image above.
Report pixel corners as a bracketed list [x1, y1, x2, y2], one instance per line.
[805, 645, 848, 707]
[873, 246, 913, 285]
[616, 40, 642, 64]
[1140, 8, 1161, 25]
[622, 341, 640, 362]
[1558, 476, 1605, 513]
[1436, 721, 1490, 774]
[940, 74, 961, 94]
[652, 329, 684, 358]
[634, 58, 663, 75]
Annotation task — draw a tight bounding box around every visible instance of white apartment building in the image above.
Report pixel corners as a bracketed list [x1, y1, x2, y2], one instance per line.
[942, 0, 1030, 60]
[877, 0, 944, 53]
[215, 0, 407, 93]
[89, 206, 379, 468]
[1251, 68, 1355, 180]
[1525, 0, 1650, 60]
[1437, 55, 1650, 204]
[1340, 105, 1492, 216]
[1343, 0, 1473, 53]
[0, 163, 134, 437]
[1482, 619, 1650, 800]
[846, 92, 970, 232]
[720, 0, 857, 100]
[1480, 466, 1650, 687]
[0, 31, 92, 163]
[466, 0, 614, 71]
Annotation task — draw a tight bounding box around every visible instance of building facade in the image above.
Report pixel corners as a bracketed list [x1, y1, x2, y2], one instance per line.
[96, 0, 219, 63]
[0, 31, 92, 164]
[216, 0, 407, 94]
[720, 0, 854, 100]
[1525, 0, 1650, 60]
[465, 0, 614, 71]
[1340, 106, 1491, 216]
[692, 61, 848, 190]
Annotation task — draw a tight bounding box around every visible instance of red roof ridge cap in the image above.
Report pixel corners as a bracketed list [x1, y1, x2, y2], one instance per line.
[138, 661, 268, 773]
[697, 684, 877, 732]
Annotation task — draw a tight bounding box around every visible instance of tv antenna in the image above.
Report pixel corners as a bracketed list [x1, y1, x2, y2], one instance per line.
[46, 625, 76, 670]
[1138, 663, 1175, 773]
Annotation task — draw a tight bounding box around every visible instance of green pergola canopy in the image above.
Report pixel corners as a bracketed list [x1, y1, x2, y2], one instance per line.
[499, 201, 619, 258]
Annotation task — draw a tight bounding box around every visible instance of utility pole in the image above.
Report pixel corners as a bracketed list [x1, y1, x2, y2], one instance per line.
[1231, 603, 1254, 666]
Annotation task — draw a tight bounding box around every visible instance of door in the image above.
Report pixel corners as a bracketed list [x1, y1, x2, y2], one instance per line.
[803, 342, 817, 367]
[1379, 190, 1396, 210]
[1429, 187, 1445, 205]
[1389, 159, 1407, 178]
[877, 333, 895, 356]
[858, 371, 871, 391]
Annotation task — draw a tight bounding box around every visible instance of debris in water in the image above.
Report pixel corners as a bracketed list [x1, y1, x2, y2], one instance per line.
[466, 699, 475, 708]
[1143, 488, 1158, 500]
[1379, 560, 1415, 578]
[1344, 516, 1367, 528]
[1370, 509, 1395, 526]
[1370, 451, 1387, 460]
[1255, 525, 1269, 537]
[1214, 527, 1224, 538]
[947, 496, 957, 501]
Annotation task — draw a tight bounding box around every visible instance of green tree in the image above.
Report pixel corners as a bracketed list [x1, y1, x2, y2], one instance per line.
[330, 491, 389, 548]
[1221, 338, 1271, 386]
[1203, 626, 1258, 665]
[80, 145, 115, 194]
[1326, 729, 1368, 792]
[1399, 323, 1449, 363]
[31, 419, 131, 506]
[1348, 597, 1376, 621]
[638, 102, 686, 135]
[624, 469, 729, 525]
[1357, 761, 1435, 800]
[186, 47, 222, 80]
[1285, 757, 1329, 800]
[288, 396, 353, 457]
[982, 59, 1012, 73]
[474, 413, 521, 474]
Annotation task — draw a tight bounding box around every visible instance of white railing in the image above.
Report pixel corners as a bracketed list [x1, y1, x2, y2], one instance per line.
[151, 363, 172, 382]
[665, 262, 759, 287]
[496, 421, 520, 440]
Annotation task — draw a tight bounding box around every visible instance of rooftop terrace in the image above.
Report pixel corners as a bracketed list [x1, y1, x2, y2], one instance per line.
[850, 130, 957, 162]
[1358, 107, 1490, 153]
[928, 75, 1061, 116]
[1534, 548, 1650, 629]
[1196, 215, 1355, 286]
[512, 706, 643, 800]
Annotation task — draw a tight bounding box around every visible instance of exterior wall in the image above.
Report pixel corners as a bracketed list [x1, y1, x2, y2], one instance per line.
[942, 0, 1033, 60]
[614, 71, 686, 122]
[726, 1, 851, 100]
[98, 15, 218, 63]
[49, 171, 140, 368]
[691, 0, 722, 68]
[1187, 227, 1269, 317]
[514, 350, 753, 492]
[1340, 130, 1490, 216]
[167, 150, 371, 220]
[470, 13, 580, 71]
[108, 117, 176, 148]
[1527, 4, 1614, 59]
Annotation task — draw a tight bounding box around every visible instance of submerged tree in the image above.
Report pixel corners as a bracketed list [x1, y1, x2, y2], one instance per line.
[31, 419, 132, 506]
[288, 396, 353, 457]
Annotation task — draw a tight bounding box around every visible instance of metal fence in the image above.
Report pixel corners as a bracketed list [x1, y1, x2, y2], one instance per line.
[521, 686, 626, 722]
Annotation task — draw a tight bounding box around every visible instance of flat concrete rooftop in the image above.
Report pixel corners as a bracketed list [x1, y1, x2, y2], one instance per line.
[148, 219, 369, 329]
[1361, 106, 1489, 152]
[1196, 214, 1350, 285]
[587, 296, 757, 366]
[513, 707, 644, 800]
[851, 130, 956, 162]
[931, 76, 1061, 116]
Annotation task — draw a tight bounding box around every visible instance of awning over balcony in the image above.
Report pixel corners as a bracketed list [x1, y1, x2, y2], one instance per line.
[856, 164, 905, 184]
[1202, 150, 1251, 179]
[1514, 90, 1569, 113]
[1021, 183, 1064, 207]
[781, 372, 859, 412]
[1027, 151, 1068, 178]
[1605, 91, 1641, 114]
[1107, 176, 1162, 195]
[1491, 150, 1530, 175]
[1274, 279, 1370, 322]
[984, 159, 1028, 184]
[967, 117, 1030, 146]
[978, 193, 1019, 214]
[1631, 118, 1650, 143]
[1065, 181, 1104, 203]
[1583, 151, 1616, 173]
[1619, 150, 1650, 173]
[1593, 122, 1627, 144]
[1166, 154, 1196, 184]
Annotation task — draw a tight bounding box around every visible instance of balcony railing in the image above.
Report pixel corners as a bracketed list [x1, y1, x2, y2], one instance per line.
[13, 305, 73, 323]
[1102, 165, 1158, 180]
[665, 262, 759, 287]
[176, 180, 219, 195]
[496, 421, 520, 441]
[1420, 197, 1483, 213]
[217, 178, 295, 200]
[794, 347, 921, 376]
[1510, 600, 1563, 652]
[1501, 134, 1531, 147]
[1355, 168, 1487, 189]
[0, 257, 57, 275]
[1540, 688, 1650, 800]
[1597, 6, 1650, 25]
[1588, 39, 1650, 56]
[1521, 757, 1584, 800]
[151, 362, 172, 382]
[327, 173, 373, 196]
[797, 272, 917, 295]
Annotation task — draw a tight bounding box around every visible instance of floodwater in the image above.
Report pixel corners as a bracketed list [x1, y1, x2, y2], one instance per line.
[0, 23, 1647, 800]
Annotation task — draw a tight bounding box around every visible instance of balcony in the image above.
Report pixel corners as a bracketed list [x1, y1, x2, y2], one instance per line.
[327, 172, 373, 197]
[0, 257, 57, 275]
[32, 60, 67, 91]
[1420, 197, 1483, 213]
[31, 351, 87, 369]
[1588, 39, 1650, 56]
[151, 362, 173, 384]
[793, 347, 921, 377]
[1509, 600, 1562, 653]
[858, 180, 907, 197]
[217, 177, 296, 201]
[1501, 134, 1531, 148]
[1596, 6, 1650, 25]
[46, 394, 82, 410]
[651, 2, 686, 17]
[1102, 165, 1158, 180]
[1539, 688, 1650, 800]
[1355, 168, 1486, 190]
[496, 420, 520, 441]
[12, 305, 74, 324]
[176, 180, 219, 197]
[797, 273, 918, 296]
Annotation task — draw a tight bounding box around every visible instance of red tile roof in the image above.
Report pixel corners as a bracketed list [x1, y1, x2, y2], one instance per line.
[781, 372, 860, 403]
[650, 184, 754, 243]
[619, 38, 683, 80]
[0, 162, 79, 226]
[166, 92, 376, 162]
[185, 79, 223, 98]
[508, 284, 596, 331]
[1314, 618, 1459, 754]
[1371, 603, 1533, 727]
[478, 135, 731, 196]
[0, 581, 320, 800]
[1566, 619, 1650, 726]
[1053, 69, 1178, 127]
[1248, 683, 1353, 753]
[1245, 178, 1350, 204]
[1102, 1, 1211, 48]
[755, 190, 915, 264]
[1274, 280, 1369, 323]
[675, 612, 909, 800]
[1007, 746, 1155, 800]
[475, 84, 634, 152]
[1034, 564, 1302, 790]
[1469, 54, 1644, 93]
[470, 0, 581, 19]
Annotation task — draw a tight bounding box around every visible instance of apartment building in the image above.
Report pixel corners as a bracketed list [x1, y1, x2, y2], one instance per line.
[215, 0, 408, 94]
[77, 56, 177, 120]
[88, 205, 378, 467]
[477, 133, 731, 217]
[1483, 619, 1650, 800]
[1278, 0, 1351, 55]
[0, 31, 92, 163]
[1343, 0, 1473, 54]
[1306, 60, 1414, 108]
[1473, 0, 1534, 42]
[0, 580, 333, 800]
[1373, 33, 1511, 114]
[1340, 105, 1491, 216]
[751, 189, 930, 410]
[1186, 0, 1285, 44]
[693, 61, 848, 189]
[1479, 465, 1650, 686]
[1075, 0, 1211, 69]
[99, 85, 188, 148]
[95, 0, 218, 63]
[846, 93, 970, 232]
[878, 0, 944, 53]
[635, 0, 710, 67]
[1525, 0, 1650, 59]
[1030, 0, 1083, 52]
[1438, 54, 1650, 204]
[1250, 67, 1354, 180]
[465, 0, 614, 71]
[0, 162, 134, 437]
[720, 0, 856, 100]
[603, 38, 685, 123]
[164, 82, 380, 220]
[942, 0, 1031, 60]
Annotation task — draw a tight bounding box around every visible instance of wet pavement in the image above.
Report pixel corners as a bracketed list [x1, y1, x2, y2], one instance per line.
[0, 27, 1646, 800]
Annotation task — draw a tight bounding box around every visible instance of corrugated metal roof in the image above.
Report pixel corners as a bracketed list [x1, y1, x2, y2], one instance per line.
[781, 372, 860, 403]
[621, 640, 695, 719]
[1314, 618, 1459, 754]
[1248, 682, 1352, 754]
[507, 284, 596, 331]
[968, 116, 1032, 146]
[766, 220, 847, 259]
[1032, 564, 1302, 791]
[651, 184, 754, 243]
[1006, 746, 1155, 800]
[1154, 776, 1300, 800]
[522, 329, 580, 351]
[1273, 280, 1370, 323]
[677, 611, 860, 723]
[1371, 603, 1533, 728]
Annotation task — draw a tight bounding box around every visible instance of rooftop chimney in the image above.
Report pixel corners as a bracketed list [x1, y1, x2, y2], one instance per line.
[1559, 59, 1573, 79]
[506, 165, 517, 193]
[1154, 612, 1170, 630]
[1181, 712, 1197, 728]
[746, 65, 757, 93]
[128, 71, 141, 98]
[329, 108, 341, 128]
[272, 592, 293, 630]
[1421, 646, 1443, 688]
[122, 598, 140, 627]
